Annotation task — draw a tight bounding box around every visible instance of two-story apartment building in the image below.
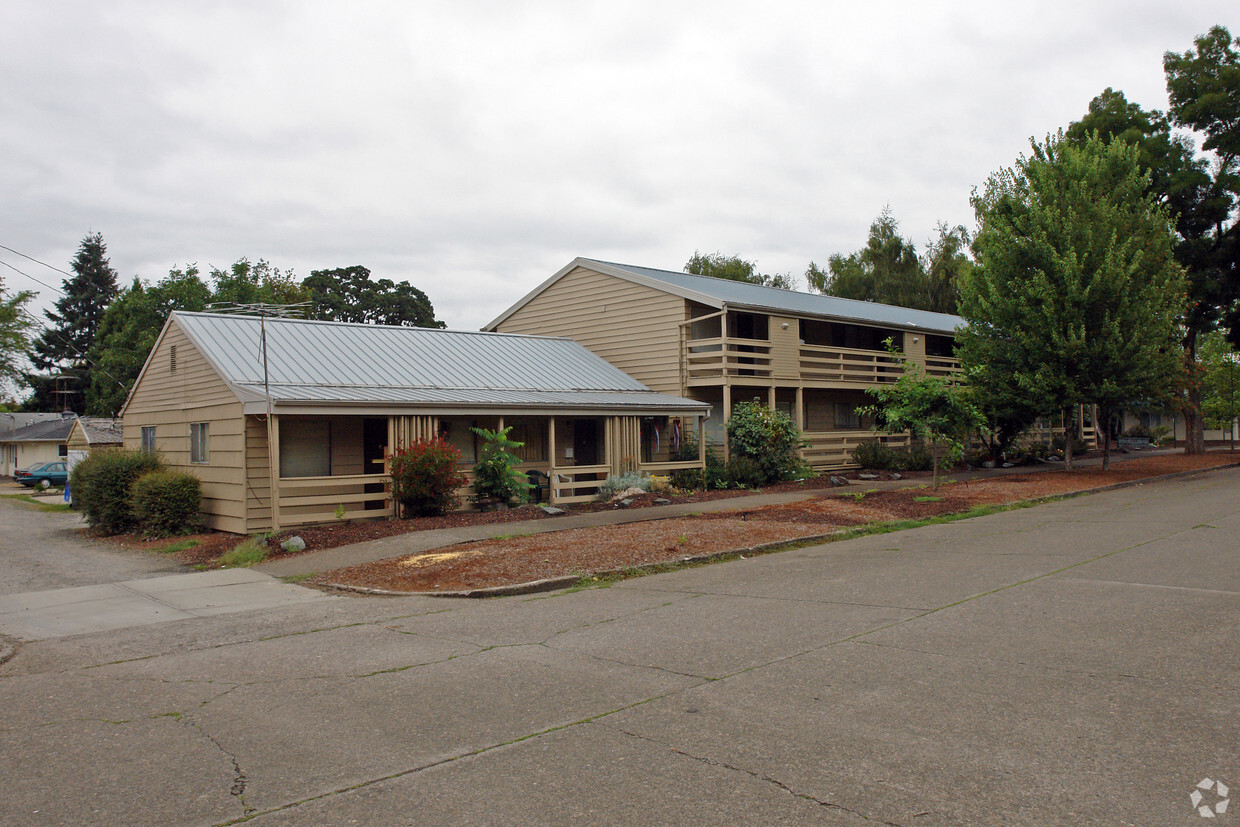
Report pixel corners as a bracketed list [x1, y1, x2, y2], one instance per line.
[486, 258, 966, 469]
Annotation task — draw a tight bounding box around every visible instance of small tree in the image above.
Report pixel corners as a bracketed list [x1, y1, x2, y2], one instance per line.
[860, 345, 983, 489]
[725, 399, 807, 486]
[470, 426, 531, 506]
[388, 438, 467, 517]
[1200, 332, 1240, 450]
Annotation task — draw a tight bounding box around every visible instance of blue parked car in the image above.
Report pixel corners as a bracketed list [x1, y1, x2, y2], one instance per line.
[15, 461, 68, 489]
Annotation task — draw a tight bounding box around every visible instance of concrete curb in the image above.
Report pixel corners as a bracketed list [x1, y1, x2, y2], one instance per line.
[0, 634, 18, 666]
[318, 459, 1240, 599]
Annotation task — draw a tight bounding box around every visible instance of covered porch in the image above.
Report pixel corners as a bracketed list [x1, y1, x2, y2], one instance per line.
[247, 409, 707, 530]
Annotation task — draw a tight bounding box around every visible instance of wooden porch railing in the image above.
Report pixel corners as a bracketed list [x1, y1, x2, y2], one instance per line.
[800, 431, 911, 470]
[277, 473, 391, 526]
[548, 464, 610, 505]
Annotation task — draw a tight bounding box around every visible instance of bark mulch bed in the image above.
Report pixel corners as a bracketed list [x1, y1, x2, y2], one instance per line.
[312, 452, 1238, 594]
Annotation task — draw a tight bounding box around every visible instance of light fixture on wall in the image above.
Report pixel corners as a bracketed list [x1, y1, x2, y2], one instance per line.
[781, 322, 790, 329]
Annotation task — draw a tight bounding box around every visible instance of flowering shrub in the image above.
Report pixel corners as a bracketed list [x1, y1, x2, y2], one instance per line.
[388, 439, 467, 517]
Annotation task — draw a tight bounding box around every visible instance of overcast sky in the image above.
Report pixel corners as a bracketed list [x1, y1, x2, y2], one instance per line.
[1, 2, 1233, 332]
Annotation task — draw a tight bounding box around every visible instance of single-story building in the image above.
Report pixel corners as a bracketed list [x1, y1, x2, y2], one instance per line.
[1, 413, 77, 477]
[65, 417, 125, 475]
[120, 312, 709, 533]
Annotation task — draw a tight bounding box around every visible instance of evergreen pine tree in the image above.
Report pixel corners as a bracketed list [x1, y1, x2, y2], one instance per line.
[27, 232, 120, 411]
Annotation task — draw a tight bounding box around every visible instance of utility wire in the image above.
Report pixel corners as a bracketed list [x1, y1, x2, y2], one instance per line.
[0, 258, 66, 297]
[0, 243, 76, 284]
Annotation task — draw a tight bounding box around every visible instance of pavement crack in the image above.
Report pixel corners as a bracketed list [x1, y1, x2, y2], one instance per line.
[183, 719, 253, 815]
[610, 725, 904, 825]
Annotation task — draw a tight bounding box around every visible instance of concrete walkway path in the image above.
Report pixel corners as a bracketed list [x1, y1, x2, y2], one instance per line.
[256, 447, 1196, 577]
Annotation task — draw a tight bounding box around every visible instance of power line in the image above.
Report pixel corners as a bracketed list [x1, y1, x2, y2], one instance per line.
[0, 243, 76, 283]
[0, 258, 66, 297]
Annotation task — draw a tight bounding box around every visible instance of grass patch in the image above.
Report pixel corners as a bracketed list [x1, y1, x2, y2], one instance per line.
[280, 573, 314, 584]
[1, 492, 73, 512]
[220, 538, 269, 568]
[913, 495, 942, 503]
[155, 538, 201, 554]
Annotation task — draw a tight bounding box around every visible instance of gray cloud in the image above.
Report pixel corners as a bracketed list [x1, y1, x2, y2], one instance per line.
[2, 0, 1232, 330]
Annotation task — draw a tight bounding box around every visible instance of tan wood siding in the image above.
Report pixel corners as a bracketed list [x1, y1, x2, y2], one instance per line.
[768, 315, 800, 380]
[123, 319, 247, 533]
[245, 415, 272, 533]
[494, 266, 686, 394]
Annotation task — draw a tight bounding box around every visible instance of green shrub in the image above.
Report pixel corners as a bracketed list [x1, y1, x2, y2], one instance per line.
[598, 471, 652, 500]
[726, 400, 806, 485]
[852, 440, 896, 470]
[849, 440, 934, 471]
[725, 455, 766, 488]
[1050, 435, 1091, 456]
[130, 470, 202, 537]
[669, 468, 706, 490]
[70, 449, 165, 534]
[471, 426, 532, 506]
[388, 438, 467, 517]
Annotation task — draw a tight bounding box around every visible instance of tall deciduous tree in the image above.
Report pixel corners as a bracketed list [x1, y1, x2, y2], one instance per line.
[0, 277, 35, 390]
[84, 266, 212, 416]
[806, 210, 971, 314]
[209, 258, 310, 307]
[27, 232, 120, 411]
[959, 133, 1186, 471]
[302, 266, 445, 328]
[684, 252, 795, 290]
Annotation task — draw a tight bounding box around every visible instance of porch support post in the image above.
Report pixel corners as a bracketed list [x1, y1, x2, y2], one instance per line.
[269, 413, 281, 532]
[548, 416, 557, 505]
[795, 385, 805, 459]
[722, 383, 732, 462]
[768, 385, 776, 409]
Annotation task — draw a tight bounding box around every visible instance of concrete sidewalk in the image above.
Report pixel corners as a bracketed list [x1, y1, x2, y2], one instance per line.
[256, 447, 1196, 578]
[0, 568, 333, 640]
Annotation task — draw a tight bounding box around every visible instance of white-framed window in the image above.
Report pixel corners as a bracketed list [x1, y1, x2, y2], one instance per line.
[141, 426, 156, 453]
[190, 422, 209, 464]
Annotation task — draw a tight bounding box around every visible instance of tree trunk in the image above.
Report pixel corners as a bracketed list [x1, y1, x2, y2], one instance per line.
[1184, 332, 1206, 454]
[1064, 409, 1074, 472]
[1099, 405, 1112, 471]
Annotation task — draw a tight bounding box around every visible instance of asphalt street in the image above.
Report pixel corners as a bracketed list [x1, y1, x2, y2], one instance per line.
[1, 467, 1238, 825]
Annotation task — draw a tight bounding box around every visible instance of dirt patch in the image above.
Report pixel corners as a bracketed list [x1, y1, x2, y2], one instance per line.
[314, 452, 1237, 594]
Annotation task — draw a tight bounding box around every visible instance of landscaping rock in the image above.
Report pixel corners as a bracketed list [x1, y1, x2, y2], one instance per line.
[890, 473, 902, 480]
[281, 536, 306, 553]
[829, 475, 853, 486]
[858, 472, 880, 480]
[618, 498, 634, 507]
[982, 460, 996, 469]
[539, 506, 566, 516]
[654, 498, 672, 505]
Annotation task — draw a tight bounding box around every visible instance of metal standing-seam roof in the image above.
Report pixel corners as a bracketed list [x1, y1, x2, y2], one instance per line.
[487, 257, 965, 335]
[170, 312, 708, 412]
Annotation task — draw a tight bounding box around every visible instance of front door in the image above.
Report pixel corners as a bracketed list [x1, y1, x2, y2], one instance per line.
[362, 418, 387, 510]
[573, 419, 598, 466]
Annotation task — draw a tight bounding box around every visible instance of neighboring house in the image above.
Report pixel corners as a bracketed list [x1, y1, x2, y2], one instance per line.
[120, 312, 708, 533]
[0, 414, 77, 476]
[65, 417, 125, 475]
[486, 258, 970, 469]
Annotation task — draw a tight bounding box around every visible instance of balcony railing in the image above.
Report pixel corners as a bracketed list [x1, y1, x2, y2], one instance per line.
[548, 464, 610, 504]
[683, 337, 772, 382]
[925, 356, 963, 378]
[799, 344, 904, 384]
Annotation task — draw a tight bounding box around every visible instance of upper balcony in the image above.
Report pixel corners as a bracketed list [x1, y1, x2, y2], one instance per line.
[680, 310, 960, 388]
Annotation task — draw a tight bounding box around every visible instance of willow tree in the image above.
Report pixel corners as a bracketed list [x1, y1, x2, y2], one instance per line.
[959, 133, 1186, 470]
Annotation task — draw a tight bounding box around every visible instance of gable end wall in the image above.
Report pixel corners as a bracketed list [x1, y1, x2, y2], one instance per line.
[493, 266, 685, 394]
